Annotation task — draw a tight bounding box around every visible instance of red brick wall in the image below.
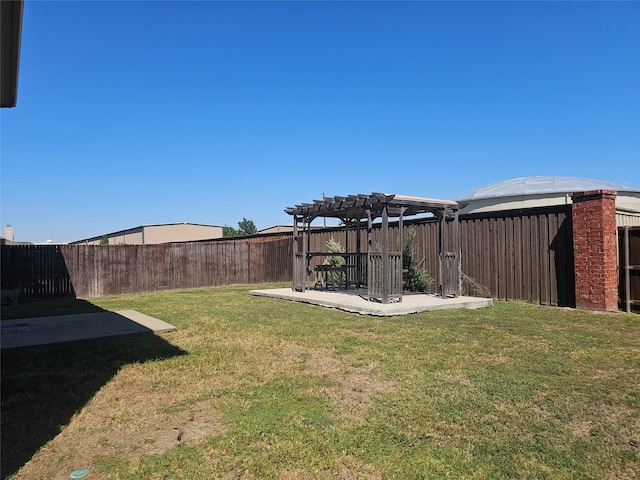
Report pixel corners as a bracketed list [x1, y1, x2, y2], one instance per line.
[571, 190, 618, 311]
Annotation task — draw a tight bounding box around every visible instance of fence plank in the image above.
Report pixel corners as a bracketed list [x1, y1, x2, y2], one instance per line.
[548, 212, 559, 306]
[513, 215, 523, 301]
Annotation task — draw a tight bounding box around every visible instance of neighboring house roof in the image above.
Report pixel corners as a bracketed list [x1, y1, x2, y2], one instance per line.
[0, 238, 33, 246]
[1, 0, 23, 108]
[454, 176, 640, 202]
[258, 225, 295, 234]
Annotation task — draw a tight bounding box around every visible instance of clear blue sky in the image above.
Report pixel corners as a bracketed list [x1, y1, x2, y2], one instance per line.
[1, 1, 639, 243]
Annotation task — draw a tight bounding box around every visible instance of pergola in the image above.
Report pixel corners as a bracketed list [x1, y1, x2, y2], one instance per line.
[285, 193, 460, 304]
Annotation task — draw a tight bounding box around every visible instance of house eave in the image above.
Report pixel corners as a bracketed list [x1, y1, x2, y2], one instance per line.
[1, 0, 24, 108]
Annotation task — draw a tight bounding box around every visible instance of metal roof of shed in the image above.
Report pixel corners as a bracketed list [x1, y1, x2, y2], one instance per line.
[454, 176, 640, 202]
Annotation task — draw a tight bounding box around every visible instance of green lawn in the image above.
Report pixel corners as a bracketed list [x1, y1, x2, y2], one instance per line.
[2, 284, 639, 479]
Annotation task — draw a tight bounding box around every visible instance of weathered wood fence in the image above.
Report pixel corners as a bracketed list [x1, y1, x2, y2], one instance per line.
[1, 207, 576, 305]
[459, 207, 574, 306]
[1, 235, 291, 299]
[1, 245, 74, 298]
[304, 206, 574, 306]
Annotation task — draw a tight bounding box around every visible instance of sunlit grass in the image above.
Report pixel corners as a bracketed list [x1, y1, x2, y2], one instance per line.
[2, 284, 639, 479]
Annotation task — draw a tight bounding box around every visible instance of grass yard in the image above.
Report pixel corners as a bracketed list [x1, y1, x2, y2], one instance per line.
[1, 283, 639, 479]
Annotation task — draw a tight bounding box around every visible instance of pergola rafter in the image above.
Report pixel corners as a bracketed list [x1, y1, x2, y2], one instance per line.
[285, 193, 457, 222]
[285, 193, 460, 304]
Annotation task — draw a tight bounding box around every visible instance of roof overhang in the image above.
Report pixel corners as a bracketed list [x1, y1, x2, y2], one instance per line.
[285, 192, 459, 222]
[1, 0, 24, 108]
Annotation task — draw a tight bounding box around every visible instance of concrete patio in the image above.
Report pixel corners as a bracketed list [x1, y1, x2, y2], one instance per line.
[1, 310, 177, 349]
[250, 288, 493, 316]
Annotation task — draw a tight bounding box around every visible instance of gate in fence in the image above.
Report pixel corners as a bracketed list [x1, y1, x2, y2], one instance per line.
[619, 226, 640, 313]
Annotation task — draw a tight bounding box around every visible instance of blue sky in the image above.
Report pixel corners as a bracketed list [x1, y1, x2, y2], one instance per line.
[1, 1, 639, 243]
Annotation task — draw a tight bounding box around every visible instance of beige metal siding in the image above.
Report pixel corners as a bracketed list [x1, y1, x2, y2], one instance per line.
[259, 225, 294, 234]
[82, 230, 143, 245]
[617, 212, 640, 227]
[460, 192, 640, 217]
[74, 224, 223, 245]
[144, 224, 223, 244]
[112, 231, 144, 245]
[458, 193, 572, 215]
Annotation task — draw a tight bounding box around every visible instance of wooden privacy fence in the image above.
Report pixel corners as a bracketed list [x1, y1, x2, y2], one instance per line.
[1, 235, 292, 299]
[1, 245, 74, 298]
[303, 206, 575, 306]
[458, 207, 574, 306]
[1, 207, 575, 305]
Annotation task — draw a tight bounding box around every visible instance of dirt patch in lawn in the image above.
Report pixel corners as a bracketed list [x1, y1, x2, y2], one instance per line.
[91, 400, 226, 460]
[14, 381, 227, 480]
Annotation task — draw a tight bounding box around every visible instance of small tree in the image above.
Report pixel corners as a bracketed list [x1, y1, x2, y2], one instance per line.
[237, 217, 257, 235]
[223, 226, 238, 237]
[402, 230, 434, 292]
[99, 235, 109, 245]
[324, 237, 345, 285]
[224, 218, 257, 237]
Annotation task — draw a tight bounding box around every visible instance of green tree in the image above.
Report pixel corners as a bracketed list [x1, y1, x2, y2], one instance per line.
[99, 235, 109, 245]
[224, 218, 257, 237]
[237, 217, 257, 235]
[223, 226, 238, 237]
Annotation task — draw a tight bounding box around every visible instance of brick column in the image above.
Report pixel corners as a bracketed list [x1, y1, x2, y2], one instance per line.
[571, 190, 618, 311]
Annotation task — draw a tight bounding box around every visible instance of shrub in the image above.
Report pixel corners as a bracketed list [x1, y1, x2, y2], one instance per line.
[324, 237, 345, 285]
[402, 230, 434, 292]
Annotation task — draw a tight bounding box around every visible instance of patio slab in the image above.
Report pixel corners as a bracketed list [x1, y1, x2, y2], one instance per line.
[0, 310, 176, 350]
[250, 288, 492, 316]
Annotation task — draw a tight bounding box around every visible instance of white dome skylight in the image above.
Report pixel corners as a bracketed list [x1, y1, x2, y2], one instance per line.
[454, 176, 639, 202]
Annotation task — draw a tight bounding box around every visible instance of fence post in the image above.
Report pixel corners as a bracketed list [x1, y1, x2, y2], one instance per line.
[571, 190, 618, 311]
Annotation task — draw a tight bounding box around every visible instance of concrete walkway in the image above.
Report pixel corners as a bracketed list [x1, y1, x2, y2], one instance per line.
[250, 288, 492, 316]
[1, 310, 177, 349]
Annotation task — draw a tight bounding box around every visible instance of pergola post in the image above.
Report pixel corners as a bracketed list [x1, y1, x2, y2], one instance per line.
[381, 205, 390, 304]
[453, 209, 460, 297]
[398, 207, 405, 296]
[356, 219, 362, 288]
[399, 208, 404, 260]
[438, 211, 444, 297]
[304, 218, 310, 289]
[438, 207, 460, 298]
[292, 215, 304, 291]
[366, 209, 373, 301]
[343, 219, 349, 288]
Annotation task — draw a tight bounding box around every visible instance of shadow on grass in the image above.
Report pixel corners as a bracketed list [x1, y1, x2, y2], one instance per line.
[1, 332, 187, 479]
[0, 297, 108, 321]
